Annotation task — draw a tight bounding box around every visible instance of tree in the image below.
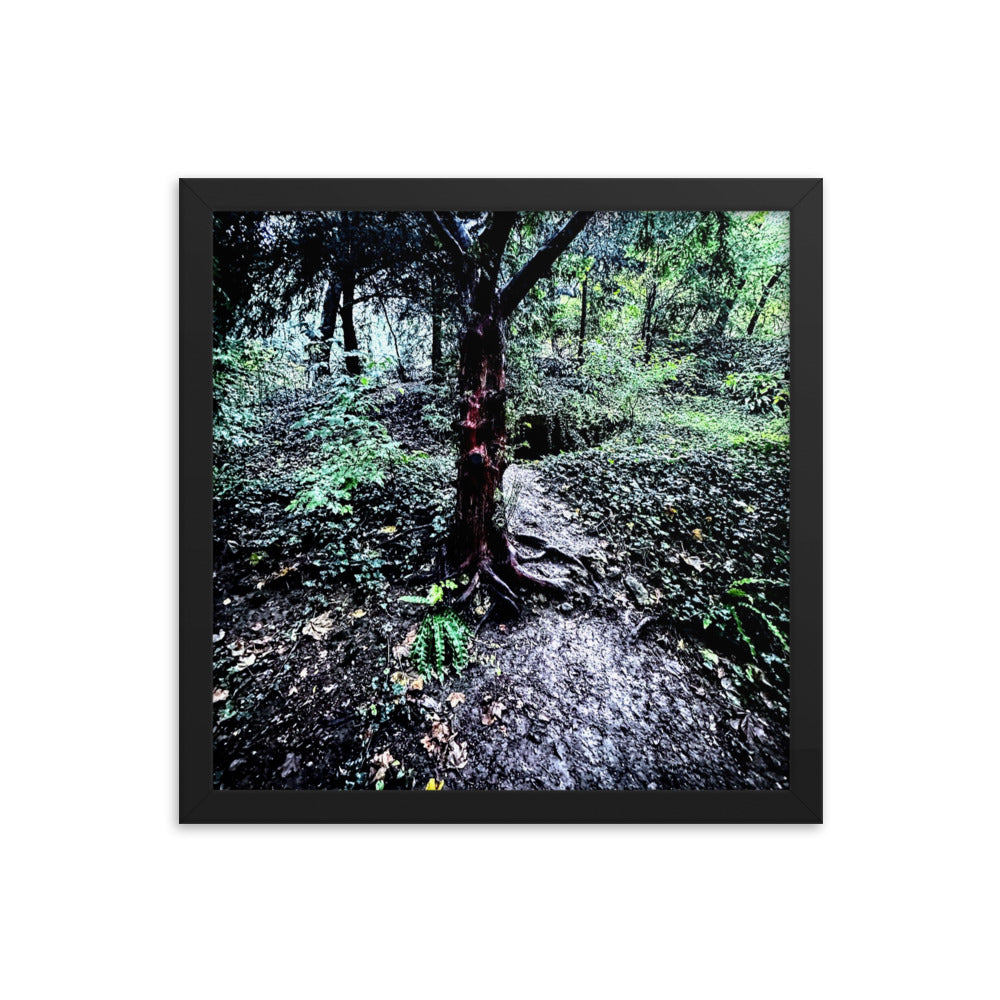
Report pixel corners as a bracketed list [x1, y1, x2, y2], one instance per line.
[746, 263, 787, 337]
[424, 210, 592, 608]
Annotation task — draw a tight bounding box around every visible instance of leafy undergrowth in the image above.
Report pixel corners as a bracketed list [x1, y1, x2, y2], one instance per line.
[540, 398, 789, 710]
[212, 377, 789, 790]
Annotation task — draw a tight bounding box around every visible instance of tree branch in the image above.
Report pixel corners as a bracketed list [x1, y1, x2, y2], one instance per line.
[423, 212, 467, 271]
[441, 212, 473, 251]
[479, 212, 516, 290]
[499, 212, 593, 317]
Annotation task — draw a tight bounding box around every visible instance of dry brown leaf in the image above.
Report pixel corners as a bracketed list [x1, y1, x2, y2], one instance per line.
[447, 692, 466, 707]
[409, 675, 424, 691]
[420, 735, 436, 755]
[302, 610, 335, 640]
[212, 688, 229, 703]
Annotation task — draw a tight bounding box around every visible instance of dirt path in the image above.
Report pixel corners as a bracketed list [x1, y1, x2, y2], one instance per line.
[442, 465, 788, 790]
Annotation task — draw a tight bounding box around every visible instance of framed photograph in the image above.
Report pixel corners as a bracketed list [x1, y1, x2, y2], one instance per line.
[180, 178, 821, 823]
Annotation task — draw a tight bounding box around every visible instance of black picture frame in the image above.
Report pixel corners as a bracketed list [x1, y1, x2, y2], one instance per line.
[181, 178, 822, 823]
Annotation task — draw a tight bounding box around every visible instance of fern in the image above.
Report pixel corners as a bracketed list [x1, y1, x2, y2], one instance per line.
[410, 609, 471, 682]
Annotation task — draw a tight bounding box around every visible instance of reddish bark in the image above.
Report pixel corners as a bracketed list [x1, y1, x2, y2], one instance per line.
[426, 210, 592, 607]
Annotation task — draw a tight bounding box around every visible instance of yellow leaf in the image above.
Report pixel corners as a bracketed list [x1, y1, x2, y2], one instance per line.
[379, 526, 397, 534]
[351, 609, 366, 618]
[425, 778, 444, 791]
[692, 528, 703, 542]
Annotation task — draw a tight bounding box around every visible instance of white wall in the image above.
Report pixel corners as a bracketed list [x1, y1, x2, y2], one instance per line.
[2, 3, 993, 998]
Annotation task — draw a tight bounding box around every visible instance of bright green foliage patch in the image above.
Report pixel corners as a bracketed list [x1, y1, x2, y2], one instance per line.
[409, 609, 472, 682]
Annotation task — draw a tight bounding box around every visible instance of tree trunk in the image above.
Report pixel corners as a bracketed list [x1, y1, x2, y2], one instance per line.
[709, 276, 746, 339]
[684, 303, 702, 335]
[577, 272, 588, 361]
[424, 208, 592, 607]
[378, 294, 407, 381]
[642, 282, 658, 359]
[746, 265, 786, 337]
[430, 272, 443, 384]
[315, 277, 342, 379]
[340, 271, 361, 376]
[452, 287, 508, 573]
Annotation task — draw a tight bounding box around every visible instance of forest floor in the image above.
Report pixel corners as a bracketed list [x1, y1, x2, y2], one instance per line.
[212, 379, 789, 791]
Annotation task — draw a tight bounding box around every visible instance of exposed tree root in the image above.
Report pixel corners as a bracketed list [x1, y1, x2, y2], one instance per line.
[483, 563, 522, 607]
[512, 532, 589, 574]
[504, 550, 568, 596]
[456, 569, 481, 605]
[512, 532, 549, 550]
[448, 534, 571, 616]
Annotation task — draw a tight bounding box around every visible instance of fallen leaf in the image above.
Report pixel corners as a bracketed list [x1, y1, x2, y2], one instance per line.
[681, 553, 706, 573]
[425, 779, 444, 791]
[446, 741, 468, 769]
[692, 528, 703, 542]
[212, 688, 229, 703]
[235, 653, 256, 670]
[302, 610, 335, 640]
[378, 526, 397, 534]
[212, 630, 226, 643]
[481, 701, 506, 726]
[420, 735, 436, 755]
[447, 692, 466, 707]
[351, 608, 366, 619]
[299, 667, 308, 678]
[409, 675, 424, 691]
